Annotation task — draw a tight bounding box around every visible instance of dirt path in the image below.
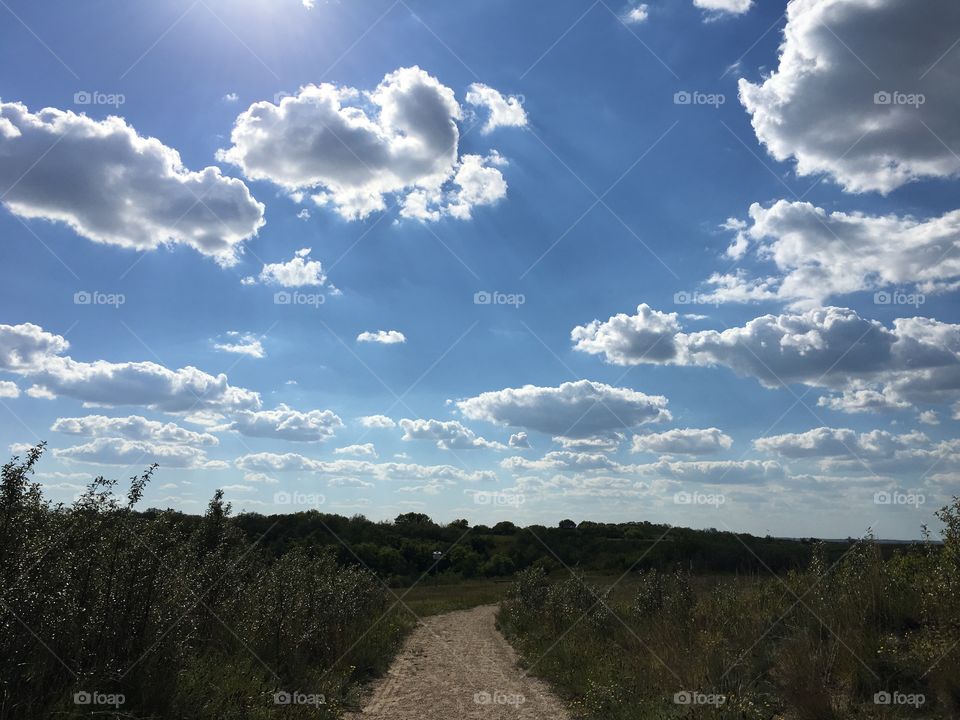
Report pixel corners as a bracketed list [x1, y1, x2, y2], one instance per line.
[345, 604, 570, 719]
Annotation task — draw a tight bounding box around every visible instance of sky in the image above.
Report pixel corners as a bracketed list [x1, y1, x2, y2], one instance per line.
[1, 0, 958, 539]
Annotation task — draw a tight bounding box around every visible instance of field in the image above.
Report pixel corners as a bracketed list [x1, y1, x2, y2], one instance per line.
[3, 445, 958, 719]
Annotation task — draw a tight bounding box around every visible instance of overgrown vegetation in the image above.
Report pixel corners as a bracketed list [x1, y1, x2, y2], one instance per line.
[0, 445, 414, 719]
[498, 502, 960, 719]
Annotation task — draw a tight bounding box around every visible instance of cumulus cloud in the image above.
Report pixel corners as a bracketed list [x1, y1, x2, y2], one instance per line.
[739, 0, 960, 193]
[465, 83, 528, 133]
[0, 102, 264, 265]
[213, 331, 265, 358]
[0, 381, 20, 398]
[711, 201, 960, 307]
[251, 248, 328, 287]
[334, 443, 378, 458]
[218, 404, 343, 442]
[456, 379, 671, 439]
[571, 304, 681, 364]
[572, 305, 960, 410]
[54, 437, 225, 469]
[234, 452, 496, 484]
[358, 414, 396, 429]
[694, 0, 752, 14]
[357, 330, 406, 345]
[632, 427, 733, 455]
[508, 431, 531, 449]
[621, 3, 650, 23]
[219, 67, 519, 221]
[0, 323, 261, 413]
[755, 426, 957, 476]
[399, 418, 505, 451]
[51, 414, 218, 446]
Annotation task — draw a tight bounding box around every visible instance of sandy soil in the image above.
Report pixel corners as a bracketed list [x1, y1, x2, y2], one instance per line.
[345, 604, 571, 719]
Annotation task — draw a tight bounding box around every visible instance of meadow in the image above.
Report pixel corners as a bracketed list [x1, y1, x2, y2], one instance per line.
[498, 506, 960, 719]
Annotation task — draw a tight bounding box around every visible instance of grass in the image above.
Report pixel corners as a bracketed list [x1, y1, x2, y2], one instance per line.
[399, 577, 511, 616]
[498, 502, 960, 720]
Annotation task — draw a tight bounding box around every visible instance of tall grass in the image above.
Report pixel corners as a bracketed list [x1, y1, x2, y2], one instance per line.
[0, 444, 413, 719]
[499, 500, 960, 719]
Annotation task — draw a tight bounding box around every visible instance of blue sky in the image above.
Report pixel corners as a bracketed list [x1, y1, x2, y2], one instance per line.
[1, 0, 958, 538]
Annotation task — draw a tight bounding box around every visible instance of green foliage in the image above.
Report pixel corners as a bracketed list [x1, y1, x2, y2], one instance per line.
[0, 445, 413, 719]
[499, 507, 960, 720]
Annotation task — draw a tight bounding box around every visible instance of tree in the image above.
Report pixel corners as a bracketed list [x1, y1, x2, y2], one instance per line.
[559, 519, 576, 530]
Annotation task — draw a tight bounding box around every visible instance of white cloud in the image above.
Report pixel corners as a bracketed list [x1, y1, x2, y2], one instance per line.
[622, 3, 649, 23]
[51, 414, 218, 446]
[0, 323, 262, 413]
[220, 484, 255, 492]
[218, 404, 343, 442]
[213, 331, 265, 358]
[711, 200, 960, 307]
[456, 379, 671, 439]
[508, 431, 531, 449]
[54, 437, 224, 469]
[755, 427, 926, 458]
[399, 418, 505, 451]
[465, 83, 528, 133]
[219, 67, 519, 221]
[739, 0, 960, 193]
[632, 427, 733, 455]
[234, 452, 496, 484]
[223, 92, 239, 102]
[0, 101, 264, 265]
[919, 410, 940, 425]
[243, 471, 279, 484]
[358, 414, 396, 429]
[334, 443, 378, 458]
[571, 304, 681, 364]
[357, 330, 406, 345]
[26, 385, 55, 399]
[694, 0, 752, 14]
[0, 381, 19, 398]
[573, 305, 960, 412]
[257, 248, 327, 287]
